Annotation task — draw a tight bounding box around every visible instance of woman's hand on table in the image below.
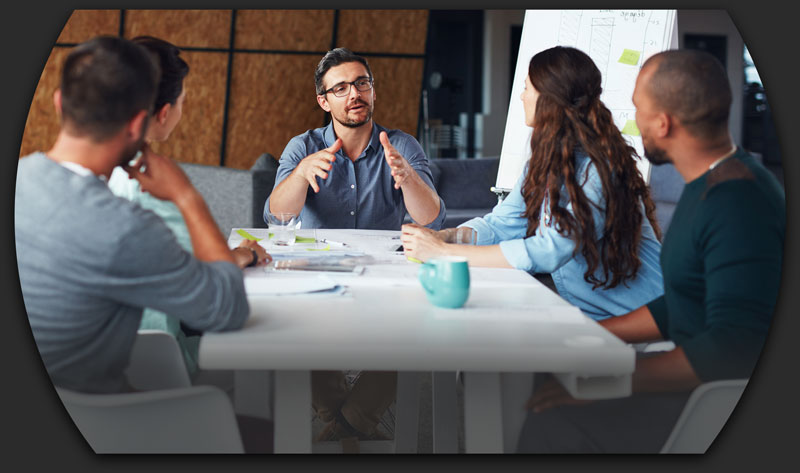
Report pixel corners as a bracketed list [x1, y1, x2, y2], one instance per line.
[401, 223, 451, 262]
[232, 239, 272, 269]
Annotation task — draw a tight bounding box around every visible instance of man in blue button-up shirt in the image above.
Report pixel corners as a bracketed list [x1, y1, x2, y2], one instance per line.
[265, 48, 445, 447]
[265, 48, 446, 230]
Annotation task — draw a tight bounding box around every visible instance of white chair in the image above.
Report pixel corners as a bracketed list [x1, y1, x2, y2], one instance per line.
[124, 330, 191, 390]
[56, 385, 244, 453]
[57, 330, 247, 453]
[661, 379, 748, 453]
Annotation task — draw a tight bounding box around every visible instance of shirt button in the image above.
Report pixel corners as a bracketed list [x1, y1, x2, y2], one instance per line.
[351, 184, 355, 189]
[350, 211, 355, 216]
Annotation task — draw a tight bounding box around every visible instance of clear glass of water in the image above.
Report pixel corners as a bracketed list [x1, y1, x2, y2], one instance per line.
[455, 227, 477, 245]
[267, 212, 298, 246]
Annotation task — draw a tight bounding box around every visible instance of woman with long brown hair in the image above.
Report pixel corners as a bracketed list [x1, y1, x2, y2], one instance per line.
[402, 46, 663, 320]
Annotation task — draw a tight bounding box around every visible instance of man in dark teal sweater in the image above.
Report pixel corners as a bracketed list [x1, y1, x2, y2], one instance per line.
[517, 49, 785, 453]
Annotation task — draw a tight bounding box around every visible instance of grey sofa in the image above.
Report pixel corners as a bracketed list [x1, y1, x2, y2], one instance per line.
[181, 155, 502, 235]
[182, 154, 693, 239]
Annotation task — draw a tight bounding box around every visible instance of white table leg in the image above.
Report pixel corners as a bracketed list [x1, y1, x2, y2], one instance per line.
[463, 372, 503, 453]
[273, 370, 312, 453]
[432, 371, 459, 453]
[500, 372, 534, 453]
[394, 371, 421, 453]
[233, 370, 273, 420]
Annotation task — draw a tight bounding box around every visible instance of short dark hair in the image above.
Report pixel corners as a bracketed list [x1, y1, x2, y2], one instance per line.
[314, 48, 372, 95]
[59, 36, 159, 141]
[132, 36, 189, 112]
[643, 49, 732, 140]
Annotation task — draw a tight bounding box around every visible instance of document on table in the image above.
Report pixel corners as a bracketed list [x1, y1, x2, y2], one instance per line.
[243, 274, 346, 297]
[433, 305, 586, 324]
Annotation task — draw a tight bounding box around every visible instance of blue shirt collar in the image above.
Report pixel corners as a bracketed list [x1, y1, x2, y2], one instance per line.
[322, 121, 381, 159]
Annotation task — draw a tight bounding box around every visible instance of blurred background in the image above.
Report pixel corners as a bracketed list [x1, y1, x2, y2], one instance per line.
[19, 9, 782, 185]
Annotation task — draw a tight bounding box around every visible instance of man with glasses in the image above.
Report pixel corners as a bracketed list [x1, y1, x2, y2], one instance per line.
[265, 48, 444, 451]
[266, 47, 445, 230]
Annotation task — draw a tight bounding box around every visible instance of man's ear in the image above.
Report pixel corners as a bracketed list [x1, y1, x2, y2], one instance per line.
[657, 112, 673, 139]
[317, 94, 331, 113]
[53, 89, 62, 118]
[127, 110, 149, 141]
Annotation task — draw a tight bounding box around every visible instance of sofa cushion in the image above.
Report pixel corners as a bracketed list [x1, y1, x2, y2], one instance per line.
[433, 158, 499, 209]
[180, 162, 253, 237]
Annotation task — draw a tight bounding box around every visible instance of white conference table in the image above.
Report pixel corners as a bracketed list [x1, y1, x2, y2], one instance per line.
[198, 229, 635, 453]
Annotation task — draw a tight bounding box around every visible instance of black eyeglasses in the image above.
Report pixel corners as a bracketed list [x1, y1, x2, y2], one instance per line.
[322, 78, 374, 97]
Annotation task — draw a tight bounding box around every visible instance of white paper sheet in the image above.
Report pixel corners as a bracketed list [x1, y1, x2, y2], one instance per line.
[243, 274, 342, 296]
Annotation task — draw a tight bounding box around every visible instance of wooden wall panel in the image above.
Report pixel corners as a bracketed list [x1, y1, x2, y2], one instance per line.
[19, 47, 71, 157]
[235, 10, 334, 51]
[225, 53, 322, 169]
[57, 10, 120, 44]
[337, 10, 428, 54]
[124, 10, 231, 48]
[20, 10, 430, 167]
[150, 51, 228, 167]
[369, 57, 424, 136]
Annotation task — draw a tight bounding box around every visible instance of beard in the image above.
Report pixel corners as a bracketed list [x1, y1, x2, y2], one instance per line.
[642, 138, 672, 166]
[334, 100, 373, 128]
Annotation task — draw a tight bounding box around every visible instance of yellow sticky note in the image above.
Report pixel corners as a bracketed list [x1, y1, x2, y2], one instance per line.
[407, 257, 423, 264]
[236, 229, 262, 241]
[621, 120, 640, 137]
[618, 49, 641, 66]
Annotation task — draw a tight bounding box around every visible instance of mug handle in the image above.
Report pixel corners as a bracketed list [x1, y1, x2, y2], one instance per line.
[418, 263, 437, 295]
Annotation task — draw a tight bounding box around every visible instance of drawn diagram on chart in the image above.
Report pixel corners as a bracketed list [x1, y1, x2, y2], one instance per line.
[496, 10, 678, 192]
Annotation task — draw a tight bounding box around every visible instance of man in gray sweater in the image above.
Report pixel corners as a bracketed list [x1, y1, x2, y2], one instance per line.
[15, 36, 264, 394]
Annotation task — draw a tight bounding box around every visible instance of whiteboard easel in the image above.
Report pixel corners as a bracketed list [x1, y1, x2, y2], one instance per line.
[494, 10, 679, 195]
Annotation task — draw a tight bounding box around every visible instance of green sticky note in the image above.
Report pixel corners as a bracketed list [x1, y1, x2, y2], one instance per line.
[306, 244, 331, 252]
[296, 236, 316, 243]
[621, 120, 640, 137]
[236, 229, 262, 241]
[618, 49, 641, 66]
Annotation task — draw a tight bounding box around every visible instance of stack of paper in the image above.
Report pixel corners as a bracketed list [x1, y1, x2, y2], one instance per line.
[243, 274, 345, 297]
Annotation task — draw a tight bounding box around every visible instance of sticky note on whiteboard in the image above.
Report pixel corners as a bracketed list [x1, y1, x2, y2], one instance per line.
[621, 120, 640, 136]
[618, 49, 642, 66]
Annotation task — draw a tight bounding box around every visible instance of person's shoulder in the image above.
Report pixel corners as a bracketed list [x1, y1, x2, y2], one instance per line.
[284, 126, 329, 154]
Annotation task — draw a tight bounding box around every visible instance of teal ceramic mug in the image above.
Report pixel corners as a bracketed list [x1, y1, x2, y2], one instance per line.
[418, 256, 470, 308]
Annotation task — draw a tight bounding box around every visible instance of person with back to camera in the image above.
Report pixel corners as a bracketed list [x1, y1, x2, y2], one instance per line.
[107, 36, 270, 377]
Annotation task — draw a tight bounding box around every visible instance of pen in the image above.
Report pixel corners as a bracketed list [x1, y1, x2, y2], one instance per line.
[320, 239, 348, 247]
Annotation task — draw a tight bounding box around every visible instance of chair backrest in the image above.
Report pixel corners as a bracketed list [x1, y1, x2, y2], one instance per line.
[124, 330, 192, 391]
[661, 379, 748, 453]
[56, 385, 244, 453]
[180, 162, 254, 237]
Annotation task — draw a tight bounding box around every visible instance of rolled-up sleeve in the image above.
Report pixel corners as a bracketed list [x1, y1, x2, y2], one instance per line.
[461, 161, 606, 274]
[399, 134, 446, 230]
[264, 136, 307, 224]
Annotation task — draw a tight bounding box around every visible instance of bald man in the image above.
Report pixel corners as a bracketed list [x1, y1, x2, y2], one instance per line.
[516, 49, 785, 453]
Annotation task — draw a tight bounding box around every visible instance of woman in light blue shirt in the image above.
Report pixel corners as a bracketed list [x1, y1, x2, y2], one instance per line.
[402, 46, 664, 320]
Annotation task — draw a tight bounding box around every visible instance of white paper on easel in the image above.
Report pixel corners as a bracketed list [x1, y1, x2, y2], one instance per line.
[497, 10, 678, 191]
